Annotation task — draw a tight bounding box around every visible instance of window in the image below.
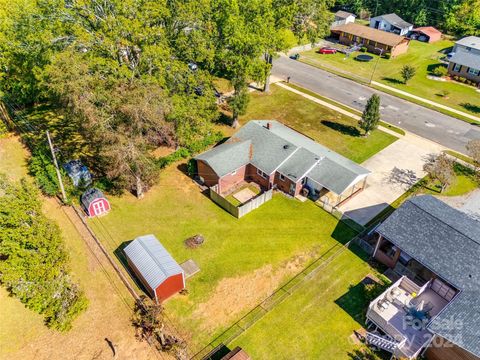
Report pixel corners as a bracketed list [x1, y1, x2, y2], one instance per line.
[301, 177, 307, 185]
[256, 168, 268, 179]
[453, 63, 461, 72]
[279, 173, 285, 181]
[231, 170, 237, 176]
[92, 201, 106, 215]
[468, 67, 480, 76]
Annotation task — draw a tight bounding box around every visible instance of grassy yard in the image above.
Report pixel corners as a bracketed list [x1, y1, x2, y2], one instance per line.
[0, 135, 153, 360]
[88, 162, 360, 352]
[232, 247, 389, 359]
[299, 39, 480, 120]
[242, 84, 397, 163]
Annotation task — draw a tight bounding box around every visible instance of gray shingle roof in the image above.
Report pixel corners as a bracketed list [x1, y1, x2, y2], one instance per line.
[277, 148, 320, 182]
[373, 13, 412, 29]
[450, 48, 480, 70]
[335, 10, 356, 19]
[124, 235, 184, 291]
[456, 36, 480, 51]
[307, 157, 364, 195]
[376, 195, 480, 357]
[195, 140, 251, 177]
[81, 187, 105, 209]
[195, 120, 369, 194]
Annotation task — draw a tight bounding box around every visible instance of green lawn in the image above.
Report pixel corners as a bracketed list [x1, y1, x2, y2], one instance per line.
[242, 84, 397, 163]
[224, 184, 261, 206]
[232, 247, 389, 360]
[299, 40, 480, 121]
[88, 163, 360, 352]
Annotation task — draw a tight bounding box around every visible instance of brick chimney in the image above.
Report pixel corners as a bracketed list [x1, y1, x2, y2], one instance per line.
[266, 122, 271, 130]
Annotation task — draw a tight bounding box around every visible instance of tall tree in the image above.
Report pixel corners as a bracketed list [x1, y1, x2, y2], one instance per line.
[360, 94, 380, 136]
[423, 153, 455, 193]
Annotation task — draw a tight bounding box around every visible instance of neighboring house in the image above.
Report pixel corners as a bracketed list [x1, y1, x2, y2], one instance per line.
[448, 36, 480, 85]
[124, 235, 185, 303]
[370, 13, 413, 36]
[409, 27, 442, 43]
[81, 187, 110, 217]
[331, 23, 410, 57]
[195, 120, 369, 207]
[332, 10, 356, 27]
[366, 195, 480, 360]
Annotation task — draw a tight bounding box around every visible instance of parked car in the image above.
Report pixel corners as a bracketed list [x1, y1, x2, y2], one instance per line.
[317, 47, 337, 54]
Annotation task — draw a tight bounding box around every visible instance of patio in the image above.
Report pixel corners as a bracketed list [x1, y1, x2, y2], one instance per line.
[366, 276, 452, 358]
[223, 183, 261, 207]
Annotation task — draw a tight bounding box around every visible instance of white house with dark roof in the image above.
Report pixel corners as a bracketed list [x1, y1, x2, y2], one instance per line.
[195, 120, 369, 207]
[370, 13, 413, 36]
[365, 195, 480, 360]
[448, 36, 480, 85]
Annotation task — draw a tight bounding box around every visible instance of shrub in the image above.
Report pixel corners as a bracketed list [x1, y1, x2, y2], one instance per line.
[360, 47, 367, 53]
[0, 176, 88, 331]
[383, 53, 391, 59]
[28, 150, 62, 196]
[187, 158, 197, 177]
[458, 76, 467, 83]
[0, 119, 7, 136]
[432, 66, 448, 77]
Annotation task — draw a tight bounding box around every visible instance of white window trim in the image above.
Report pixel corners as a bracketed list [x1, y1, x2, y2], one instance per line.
[453, 63, 461, 72]
[256, 168, 268, 179]
[231, 170, 237, 176]
[279, 173, 286, 181]
[468, 67, 480, 76]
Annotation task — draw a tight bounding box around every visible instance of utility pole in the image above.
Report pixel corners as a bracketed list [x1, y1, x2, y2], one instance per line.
[369, 48, 384, 84]
[46, 130, 67, 203]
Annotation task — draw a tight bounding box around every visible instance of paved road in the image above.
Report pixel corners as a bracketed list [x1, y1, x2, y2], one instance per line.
[272, 55, 480, 152]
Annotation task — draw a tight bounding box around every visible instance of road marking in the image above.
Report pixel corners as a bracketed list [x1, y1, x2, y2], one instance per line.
[358, 96, 366, 101]
[425, 122, 436, 128]
[388, 105, 399, 111]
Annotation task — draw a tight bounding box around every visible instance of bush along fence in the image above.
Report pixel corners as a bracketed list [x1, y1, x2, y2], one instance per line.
[210, 185, 273, 218]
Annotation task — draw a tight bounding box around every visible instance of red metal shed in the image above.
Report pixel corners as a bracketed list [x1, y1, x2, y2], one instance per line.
[81, 188, 110, 217]
[124, 235, 185, 303]
[412, 27, 442, 43]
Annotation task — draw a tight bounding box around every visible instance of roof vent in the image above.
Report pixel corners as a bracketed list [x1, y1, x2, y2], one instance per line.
[283, 144, 290, 149]
[266, 122, 272, 130]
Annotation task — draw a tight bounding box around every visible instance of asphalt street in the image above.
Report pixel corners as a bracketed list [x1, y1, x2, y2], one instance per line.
[272, 55, 480, 152]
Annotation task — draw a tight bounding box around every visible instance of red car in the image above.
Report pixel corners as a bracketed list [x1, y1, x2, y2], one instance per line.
[317, 47, 337, 54]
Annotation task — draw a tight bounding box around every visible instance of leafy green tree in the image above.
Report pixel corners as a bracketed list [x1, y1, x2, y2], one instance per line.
[400, 65, 416, 84]
[0, 175, 87, 330]
[228, 84, 250, 128]
[423, 153, 454, 193]
[360, 94, 380, 136]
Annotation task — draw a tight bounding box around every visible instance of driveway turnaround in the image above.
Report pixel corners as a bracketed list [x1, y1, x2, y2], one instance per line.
[272, 55, 480, 153]
[338, 134, 444, 225]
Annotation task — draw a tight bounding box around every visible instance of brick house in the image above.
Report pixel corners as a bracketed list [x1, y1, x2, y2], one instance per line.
[365, 195, 480, 360]
[448, 36, 480, 85]
[195, 120, 369, 206]
[331, 22, 410, 57]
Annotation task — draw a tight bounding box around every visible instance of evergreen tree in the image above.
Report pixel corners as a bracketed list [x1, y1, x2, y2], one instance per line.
[360, 94, 380, 136]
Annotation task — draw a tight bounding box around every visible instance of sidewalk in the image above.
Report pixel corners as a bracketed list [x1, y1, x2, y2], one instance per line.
[275, 82, 402, 138]
[371, 81, 480, 123]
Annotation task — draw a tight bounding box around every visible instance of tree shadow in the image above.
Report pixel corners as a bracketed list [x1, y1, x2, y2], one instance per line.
[461, 103, 480, 114]
[216, 112, 233, 126]
[321, 120, 361, 137]
[381, 77, 404, 85]
[383, 167, 419, 188]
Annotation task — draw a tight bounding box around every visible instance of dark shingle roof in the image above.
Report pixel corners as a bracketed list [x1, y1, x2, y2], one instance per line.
[373, 13, 412, 29]
[376, 195, 480, 357]
[80, 188, 106, 208]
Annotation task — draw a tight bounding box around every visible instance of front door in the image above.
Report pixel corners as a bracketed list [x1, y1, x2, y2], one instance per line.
[289, 183, 296, 196]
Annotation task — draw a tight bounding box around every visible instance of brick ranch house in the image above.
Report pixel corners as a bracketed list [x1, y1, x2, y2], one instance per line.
[448, 36, 480, 85]
[366, 195, 480, 360]
[195, 120, 369, 207]
[331, 22, 410, 57]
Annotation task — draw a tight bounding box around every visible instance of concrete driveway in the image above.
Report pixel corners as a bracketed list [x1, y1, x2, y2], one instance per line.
[338, 134, 444, 225]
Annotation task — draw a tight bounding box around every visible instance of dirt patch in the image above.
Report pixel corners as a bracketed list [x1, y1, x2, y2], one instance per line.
[192, 251, 318, 332]
[151, 146, 176, 158]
